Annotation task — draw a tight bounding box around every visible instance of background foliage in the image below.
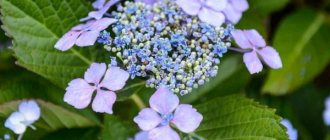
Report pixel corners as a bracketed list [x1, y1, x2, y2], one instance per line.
[0, 0, 330, 139]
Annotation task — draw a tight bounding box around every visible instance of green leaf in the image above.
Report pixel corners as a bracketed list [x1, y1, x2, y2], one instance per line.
[262, 9, 330, 95]
[195, 95, 287, 139]
[101, 115, 137, 140]
[0, 0, 103, 88]
[40, 127, 100, 140]
[248, 0, 289, 16]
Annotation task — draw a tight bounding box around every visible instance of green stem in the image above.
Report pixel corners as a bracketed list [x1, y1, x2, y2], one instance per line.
[130, 93, 146, 109]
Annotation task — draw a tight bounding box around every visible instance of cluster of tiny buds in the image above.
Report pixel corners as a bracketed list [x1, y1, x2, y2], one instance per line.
[97, 0, 233, 95]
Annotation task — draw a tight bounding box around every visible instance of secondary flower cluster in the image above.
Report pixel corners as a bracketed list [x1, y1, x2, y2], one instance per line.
[5, 100, 40, 135]
[97, 1, 232, 95]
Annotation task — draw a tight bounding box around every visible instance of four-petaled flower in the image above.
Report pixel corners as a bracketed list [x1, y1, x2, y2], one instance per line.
[80, 0, 120, 21]
[55, 18, 116, 51]
[134, 87, 203, 140]
[223, 0, 249, 24]
[64, 63, 129, 114]
[5, 100, 40, 134]
[231, 29, 283, 74]
[176, 0, 228, 26]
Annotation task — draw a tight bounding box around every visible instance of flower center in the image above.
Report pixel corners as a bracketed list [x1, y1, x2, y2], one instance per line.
[160, 113, 174, 126]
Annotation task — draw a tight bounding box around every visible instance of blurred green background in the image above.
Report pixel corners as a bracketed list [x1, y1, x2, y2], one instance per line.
[1, 0, 330, 139]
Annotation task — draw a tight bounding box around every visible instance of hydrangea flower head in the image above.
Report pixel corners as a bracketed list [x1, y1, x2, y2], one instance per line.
[64, 63, 129, 114]
[281, 119, 298, 140]
[55, 18, 116, 51]
[231, 29, 283, 74]
[223, 0, 249, 24]
[101, 1, 231, 95]
[134, 87, 203, 140]
[176, 0, 228, 26]
[5, 100, 40, 134]
[81, 0, 120, 21]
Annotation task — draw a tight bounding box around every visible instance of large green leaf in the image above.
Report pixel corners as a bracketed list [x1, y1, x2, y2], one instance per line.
[40, 127, 100, 140]
[248, 0, 289, 16]
[195, 95, 287, 139]
[262, 9, 330, 95]
[101, 115, 137, 140]
[0, 0, 102, 88]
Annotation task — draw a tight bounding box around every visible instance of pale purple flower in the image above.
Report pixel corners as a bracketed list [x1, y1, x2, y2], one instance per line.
[5, 100, 40, 134]
[134, 131, 149, 140]
[64, 63, 129, 114]
[281, 119, 298, 140]
[323, 96, 330, 125]
[134, 87, 203, 140]
[80, 0, 120, 21]
[135, 0, 157, 5]
[55, 18, 116, 51]
[231, 29, 282, 74]
[176, 0, 228, 26]
[223, 0, 249, 24]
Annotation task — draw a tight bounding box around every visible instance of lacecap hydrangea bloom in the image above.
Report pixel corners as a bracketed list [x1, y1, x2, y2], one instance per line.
[54, 3, 283, 137]
[134, 87, 203, 140]
[5, 100, 40, 134]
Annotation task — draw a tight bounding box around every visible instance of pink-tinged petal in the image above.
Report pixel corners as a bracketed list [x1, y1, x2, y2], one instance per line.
[89, 18, 117, 31]
[231, 30, 253, 49]
[84, 63, 107, 84]
[243, 51, 263, 74]
[244, 30, 266, 48]
[230, 0, 249, 12]
[149, 126, 180, 140]
[172, 104, 203, 133]
[64, 79, 95, 109]
[149, 87, 179, 115]
[134, 108, 162, 131]
[75, 30, 100, 47]
[135, 0, 157, 5]
[92, 90, 116, 114]
[176, 0, 202, 15]
[5, 112, 27, 134]
[198, 8, 225, 27]
[258, 46, 283, 69]
[89, 0, 120, 20]
[134, 131, 149, 140]
[54, 31, 80, 51]
[92, 0, 106, 9]
[205, 0, 228, 11]
[18, 100, 40, 125]
[223, 4, 242, 24]
[99, 66, 129, 91]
